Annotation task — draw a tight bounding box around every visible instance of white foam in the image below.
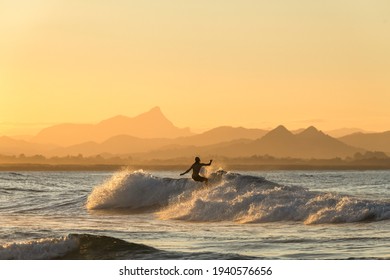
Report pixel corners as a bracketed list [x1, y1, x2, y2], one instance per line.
[305, 195, 390, 224]
[0, 235, 79, 260]
[86, 169, 390, 224]
[86, 169, 199, 210]
[158, 172, 390, 224]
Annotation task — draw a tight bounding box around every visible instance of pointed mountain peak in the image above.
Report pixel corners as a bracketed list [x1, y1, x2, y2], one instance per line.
[149, 106, 162, 113]
[274, 125, 289, 132]
[143, 106, 164, 116]
[299, 126, 325, 137]
[101, 107, 165, 124]
[262, 125, 294, 139]
[304, 126, 319, 133]
[139, 106, 164, 117]
[136, 106, 170, 122]
[270, 125, 293, 135]
[307, 125, 318, 130]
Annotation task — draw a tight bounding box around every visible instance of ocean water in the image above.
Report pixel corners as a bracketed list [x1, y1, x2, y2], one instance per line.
[0, 169, 389, 260]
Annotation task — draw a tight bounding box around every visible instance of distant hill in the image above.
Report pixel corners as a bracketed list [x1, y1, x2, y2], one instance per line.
[4, 125, 365, 159]
[247, 126, 362, 159]
[48, 135, 172, 157]
[211, 126, 362, 159]
[31, 107, 193, 146]
[326, 128, 373, 138]
[293, 126, 363, 158]
[173, 126, 268, 146]
[1, 108, 383, 160]
[0, 136, 56, 156]
[339, 131, 390, 154]
[47, 127, 268, 157]
[135, 126, 364, 159]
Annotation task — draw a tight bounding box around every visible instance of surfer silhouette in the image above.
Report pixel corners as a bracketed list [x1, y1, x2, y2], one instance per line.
[180, 157, 212, 184]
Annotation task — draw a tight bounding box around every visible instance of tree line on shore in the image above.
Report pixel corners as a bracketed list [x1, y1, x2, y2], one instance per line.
[1, 151, 389, 170]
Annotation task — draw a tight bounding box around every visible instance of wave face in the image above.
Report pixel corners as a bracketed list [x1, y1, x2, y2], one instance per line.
[86, 170, 201, 210]
[0, 235, 79, 260]
[0, 234, 159, 260]
[87, 170, 390, 224]
[0, 234, 254, 260]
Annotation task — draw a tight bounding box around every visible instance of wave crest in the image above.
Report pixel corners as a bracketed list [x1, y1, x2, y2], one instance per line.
[86, 169, 199, 210]
[0, 235, 79, 260]
[0, 234, 158, 260]
[86, 169, 390, 224]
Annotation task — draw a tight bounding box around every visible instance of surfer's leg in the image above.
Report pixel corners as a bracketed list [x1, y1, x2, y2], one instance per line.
[193, 175, 207, 183]
[199, 176, 208, 185]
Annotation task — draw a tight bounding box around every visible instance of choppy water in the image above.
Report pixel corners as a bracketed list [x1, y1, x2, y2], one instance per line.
[1, 169, 389, 259]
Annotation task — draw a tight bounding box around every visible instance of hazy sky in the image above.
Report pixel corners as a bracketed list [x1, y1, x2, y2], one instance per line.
[1, 0, 389, 135]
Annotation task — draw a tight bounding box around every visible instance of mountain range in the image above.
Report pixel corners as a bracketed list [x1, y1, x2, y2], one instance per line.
[339, 132, 390, 154]
[135, 126, 364, 160]
[31, 107, 192, 146]
[1, 107, 389, 160]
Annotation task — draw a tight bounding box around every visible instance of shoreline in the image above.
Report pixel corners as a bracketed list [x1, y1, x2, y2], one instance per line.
[1, 163, 390, 171]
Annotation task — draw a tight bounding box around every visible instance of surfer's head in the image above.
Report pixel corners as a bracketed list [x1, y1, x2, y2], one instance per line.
[195, 157, 200, 162]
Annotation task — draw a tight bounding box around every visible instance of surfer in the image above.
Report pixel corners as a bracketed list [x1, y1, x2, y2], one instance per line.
[180, 157, 213, 184]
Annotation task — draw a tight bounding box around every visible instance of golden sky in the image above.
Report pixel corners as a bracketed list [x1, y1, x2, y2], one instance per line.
[1, 0, 389, 135]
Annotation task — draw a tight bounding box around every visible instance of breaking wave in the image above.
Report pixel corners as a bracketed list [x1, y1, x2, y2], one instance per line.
[0, 234, 158, 260]
[0, 235, 79, 260]
[86, 170, 390, 225]
[0, 233, 254, 260]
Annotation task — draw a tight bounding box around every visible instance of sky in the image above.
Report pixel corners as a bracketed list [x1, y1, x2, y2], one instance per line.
[1, 0, 390, 135]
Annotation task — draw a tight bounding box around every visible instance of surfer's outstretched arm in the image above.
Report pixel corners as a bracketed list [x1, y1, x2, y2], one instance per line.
[202, 159, 213, 166]
[180, 165, 193, 176]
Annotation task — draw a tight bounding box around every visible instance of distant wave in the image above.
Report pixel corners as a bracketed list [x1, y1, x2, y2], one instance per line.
[0, 235, 79, 260]
[87, 170, 390, 225]
[0, 234, 254, 260]
[0, 172, 26, 182]
[0, 234, 158, 260]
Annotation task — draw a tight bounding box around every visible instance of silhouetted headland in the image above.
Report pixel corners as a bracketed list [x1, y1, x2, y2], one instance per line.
[1, 108, 389, 170]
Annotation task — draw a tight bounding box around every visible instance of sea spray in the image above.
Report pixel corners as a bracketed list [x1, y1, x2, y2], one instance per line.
[86, 169, 199, 210]
[86, 169, 390, 224]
